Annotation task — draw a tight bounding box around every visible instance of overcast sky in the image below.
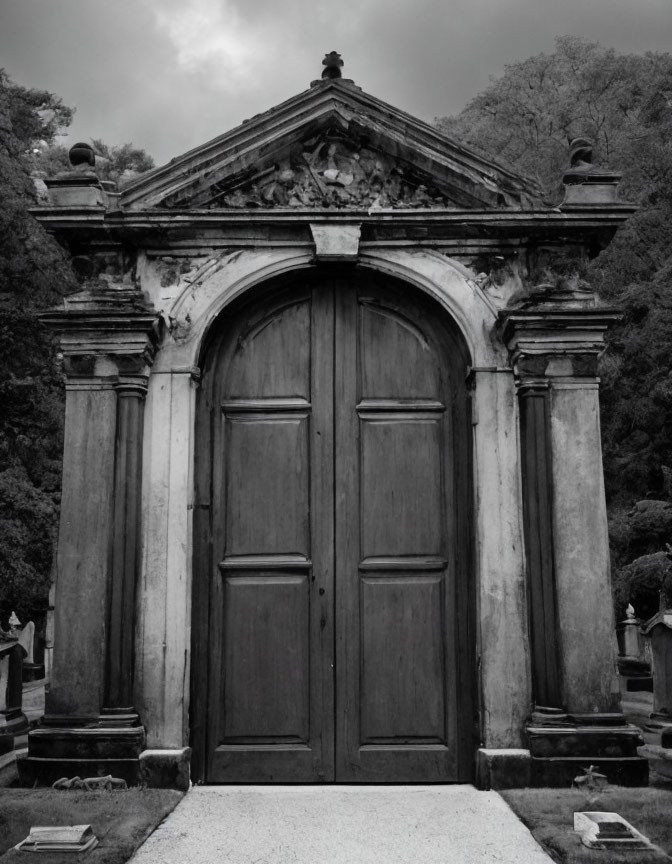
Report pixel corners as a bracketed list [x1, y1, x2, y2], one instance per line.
[2, 0, 672, 167]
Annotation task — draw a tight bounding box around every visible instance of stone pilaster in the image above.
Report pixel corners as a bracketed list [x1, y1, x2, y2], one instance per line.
[40, 293, 159, 720]
[501, 296, 621, 714]
[48, 372, 118, 715]
[18, 290, 159, 787]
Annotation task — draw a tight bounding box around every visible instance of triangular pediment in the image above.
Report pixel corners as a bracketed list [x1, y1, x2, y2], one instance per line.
[121, 80, 543, 212]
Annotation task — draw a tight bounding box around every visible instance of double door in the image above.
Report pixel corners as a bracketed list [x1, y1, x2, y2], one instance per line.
[192, 270, 474, 782]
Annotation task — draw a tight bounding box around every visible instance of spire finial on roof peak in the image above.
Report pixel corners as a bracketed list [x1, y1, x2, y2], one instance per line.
[321, 51, 343, 80]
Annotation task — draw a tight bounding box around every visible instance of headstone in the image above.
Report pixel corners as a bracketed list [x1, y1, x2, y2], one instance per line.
[617, 604, 653, 692]
[621, 605, 643, 658]
[18, 621, 45, 682]
[643, 611, 672, 717]
[0, 636, 29, 754]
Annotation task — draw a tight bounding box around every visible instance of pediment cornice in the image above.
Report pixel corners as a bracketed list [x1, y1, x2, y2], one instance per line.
[120, 80, 544, 213]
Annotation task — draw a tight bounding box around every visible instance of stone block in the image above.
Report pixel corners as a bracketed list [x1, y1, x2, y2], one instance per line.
[139, 748, 191, 791]
[661, 726, 672, 749]
[44, 178, 105, 208]
[562, 182, 620, 206]
[27, 727, 145, 760]
[527, 725, 643, 758]
[310, 224, 361, 260]
[475, 748, 531, 790]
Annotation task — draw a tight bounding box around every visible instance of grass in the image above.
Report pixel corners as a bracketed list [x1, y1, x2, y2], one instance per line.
[0, 787, 183, 863]
[501, 786, 672, 863]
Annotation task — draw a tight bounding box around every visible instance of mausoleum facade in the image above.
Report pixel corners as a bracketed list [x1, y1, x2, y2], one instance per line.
[20, 55, 646, 787]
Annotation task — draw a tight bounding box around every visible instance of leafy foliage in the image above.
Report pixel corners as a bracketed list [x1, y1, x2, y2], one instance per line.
[0, 70, 156, 629]
[439, 36, 672, 501]
[437, 36, 672, 205]
[0, 70, 77, 627]
[609, 501, 672, 618]
[438, 37, 672, 616]
[612, 552, 672, 621]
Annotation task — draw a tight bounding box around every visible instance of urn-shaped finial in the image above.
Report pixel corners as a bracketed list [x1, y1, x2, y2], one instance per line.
[68, 142, 95, 168]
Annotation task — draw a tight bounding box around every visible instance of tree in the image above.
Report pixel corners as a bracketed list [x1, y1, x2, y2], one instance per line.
[437, 36, 672, 205]
[438, 37, 672, 506]
[0, 71, 156, 629]
[0, 70, 79, 627]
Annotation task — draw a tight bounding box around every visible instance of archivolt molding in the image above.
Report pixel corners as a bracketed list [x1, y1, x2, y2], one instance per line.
[151, 247, 506, 373]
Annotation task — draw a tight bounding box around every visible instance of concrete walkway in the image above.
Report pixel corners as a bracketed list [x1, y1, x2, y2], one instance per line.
[130, 785, 553, 864]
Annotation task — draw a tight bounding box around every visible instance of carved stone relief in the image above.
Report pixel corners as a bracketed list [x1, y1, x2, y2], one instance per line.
[208, 133, 456, 210]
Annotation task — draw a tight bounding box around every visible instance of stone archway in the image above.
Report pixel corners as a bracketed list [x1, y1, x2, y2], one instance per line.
[190, 266, 476, 783]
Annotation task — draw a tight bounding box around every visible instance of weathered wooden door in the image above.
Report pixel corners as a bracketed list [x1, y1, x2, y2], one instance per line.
[192, 270, 474, 783]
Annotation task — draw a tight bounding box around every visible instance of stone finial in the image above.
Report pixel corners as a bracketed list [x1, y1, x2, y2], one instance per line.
[561, 135, 623, 208]
[321, 51, 344, 80]
[69, 142, 96, 169]
[569, 137, 593, 169]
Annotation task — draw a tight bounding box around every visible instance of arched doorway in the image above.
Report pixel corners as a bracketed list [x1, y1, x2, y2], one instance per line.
[191, 267, 475, 783]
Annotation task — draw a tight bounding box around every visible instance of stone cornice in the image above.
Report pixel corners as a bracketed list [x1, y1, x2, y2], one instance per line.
[31, 205, 636, 250]
[41, 289, 161, 377]
[499, 305, 622, 378]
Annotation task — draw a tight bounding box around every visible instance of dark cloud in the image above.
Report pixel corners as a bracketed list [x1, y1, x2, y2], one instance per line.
[2, 0, 671, 166]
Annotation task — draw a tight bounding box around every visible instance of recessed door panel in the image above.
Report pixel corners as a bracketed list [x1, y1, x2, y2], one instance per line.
[225, 414, 310, 556]
[360, 301, 441, 399]
[360, 575, 445, 742]
[360, 416, 443, 558]
[225, 299, 311, 399]
[222, 574, 310, 741]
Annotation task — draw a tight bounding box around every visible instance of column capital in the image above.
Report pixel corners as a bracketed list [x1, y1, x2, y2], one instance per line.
[41, 287, 163, 381]
[516, 378, 550, 398]
[115, 379, 149, 398]
[499, 302, 621, 379]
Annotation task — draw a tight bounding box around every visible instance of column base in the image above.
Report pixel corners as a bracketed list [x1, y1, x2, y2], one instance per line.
[17, 711, 146, 787]
[476, 712, 650, 789]
[526, 711, 648, 787]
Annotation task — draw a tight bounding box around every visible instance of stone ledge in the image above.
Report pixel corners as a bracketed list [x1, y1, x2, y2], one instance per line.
[139, 748, 191, 791]
[527, 724, 643, 758]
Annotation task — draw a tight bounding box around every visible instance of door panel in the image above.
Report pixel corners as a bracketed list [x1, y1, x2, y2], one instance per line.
[360, 575, 445, 742]
[335, 278, 469, 782]
[359, 300, 441, 398]
[198, 283, 334, 782]
[193, 271, 473, 784]
[222, 574, 310, 741]
[225, 299, 311, 399]
[360, 415, 443, 557]
[224, 413, 310, 556]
